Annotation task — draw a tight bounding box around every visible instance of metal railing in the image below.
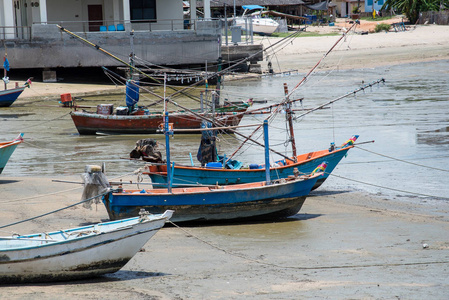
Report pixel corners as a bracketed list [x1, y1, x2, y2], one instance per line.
[1, 18, 223, 40]
[0, 26, 32, 40]
[222, 18, 255, 46]
[34, 18, 221, 34]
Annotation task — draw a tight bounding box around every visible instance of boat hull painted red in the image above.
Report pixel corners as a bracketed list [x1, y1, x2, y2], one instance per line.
[71, 110, 246, 135]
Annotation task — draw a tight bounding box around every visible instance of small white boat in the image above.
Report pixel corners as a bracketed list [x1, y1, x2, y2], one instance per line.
[235, 5, 279, 35]
[0, 210, 173, 283]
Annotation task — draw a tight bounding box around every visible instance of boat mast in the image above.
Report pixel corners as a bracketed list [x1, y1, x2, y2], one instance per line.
[284, 83, 297, 157]
[163, 74, 172, 193]
[129, 30, 135, 73]
[3, 54, 7, 90]
[263, 120, 271, 185]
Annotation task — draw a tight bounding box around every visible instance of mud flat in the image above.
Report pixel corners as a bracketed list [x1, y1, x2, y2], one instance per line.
[0, 176, 448, 299]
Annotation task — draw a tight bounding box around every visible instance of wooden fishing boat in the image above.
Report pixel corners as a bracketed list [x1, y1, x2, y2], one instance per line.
[0, 86, 27, 107]
[103, 171, 323, 223]
[103, 115, 324, 222]
[145, 138, 356, 190]
[0, 210, 173, 283]
[0, 133, 24, 174]
[1, 56, 32, 107]
[71, 104, 249, 135]
[143, 25, 373, 191]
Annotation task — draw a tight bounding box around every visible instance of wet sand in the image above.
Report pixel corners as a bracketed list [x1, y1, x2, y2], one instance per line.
[1, 23, 449, 298]
[0, 176, 448, 299]
[16, 24, 449, 100]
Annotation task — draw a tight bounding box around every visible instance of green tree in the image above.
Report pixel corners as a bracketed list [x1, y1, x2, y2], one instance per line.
[381, 0, 449, 23]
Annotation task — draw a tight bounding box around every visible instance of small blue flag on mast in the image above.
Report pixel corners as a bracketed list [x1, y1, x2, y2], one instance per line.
[3, 57, 10, 72]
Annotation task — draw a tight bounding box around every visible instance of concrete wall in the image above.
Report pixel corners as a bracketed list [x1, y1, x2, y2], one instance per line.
[47, 0, 83, 23]
[158, 0, 183, 21]
[2, 21, 221, 69]
[0, 0, 5, 26]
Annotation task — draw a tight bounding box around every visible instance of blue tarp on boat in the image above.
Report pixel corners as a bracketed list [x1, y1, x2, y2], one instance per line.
[242, 5, 264, 10]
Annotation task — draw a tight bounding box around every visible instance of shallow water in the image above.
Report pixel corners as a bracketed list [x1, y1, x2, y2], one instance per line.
[1, 60, 448, 201]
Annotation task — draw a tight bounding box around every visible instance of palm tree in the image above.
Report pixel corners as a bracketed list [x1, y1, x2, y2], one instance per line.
[381, 0, 449, 23]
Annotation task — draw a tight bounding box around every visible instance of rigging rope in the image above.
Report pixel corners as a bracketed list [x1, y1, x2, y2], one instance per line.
[355, 146, 449, 173]
[12, 112, 71, 133]
[287, 22, 358, 98]
[0, 190, 110, 230]
[328, 172, 449, 200]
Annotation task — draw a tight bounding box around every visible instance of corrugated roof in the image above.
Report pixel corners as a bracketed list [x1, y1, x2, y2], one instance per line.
[197, 0, 306, 8]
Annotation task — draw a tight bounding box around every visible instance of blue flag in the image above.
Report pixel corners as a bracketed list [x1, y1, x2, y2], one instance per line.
[3, 57, 10, 72]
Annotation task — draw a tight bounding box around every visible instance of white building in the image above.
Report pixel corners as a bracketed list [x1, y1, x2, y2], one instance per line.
[0, 0, 221, 72]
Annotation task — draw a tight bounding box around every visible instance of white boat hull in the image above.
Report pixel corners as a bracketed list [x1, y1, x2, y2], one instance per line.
[235, 17, 279, 35]
[0, 210, 173, 283]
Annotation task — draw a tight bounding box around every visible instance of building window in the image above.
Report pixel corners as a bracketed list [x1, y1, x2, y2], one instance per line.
[130, 0, 156, 22]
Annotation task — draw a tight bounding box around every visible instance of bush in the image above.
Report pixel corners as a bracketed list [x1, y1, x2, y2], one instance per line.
[375, 23, 391, 32]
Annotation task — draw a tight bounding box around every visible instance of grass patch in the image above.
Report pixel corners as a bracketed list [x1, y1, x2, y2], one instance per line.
[360, 15, 401, 22]
[374, 23, 392, 32]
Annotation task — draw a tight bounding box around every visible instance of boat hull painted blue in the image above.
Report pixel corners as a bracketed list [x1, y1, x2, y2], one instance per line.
[148, 147, 350, 190]
[0, 87, 25, 107]
[103, 175, 320, 222]
[0, 143, 20, 174]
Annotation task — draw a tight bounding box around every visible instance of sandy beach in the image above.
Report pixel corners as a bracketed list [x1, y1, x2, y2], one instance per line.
[17, 21, 449, 100]
[1, 21, 449, 298]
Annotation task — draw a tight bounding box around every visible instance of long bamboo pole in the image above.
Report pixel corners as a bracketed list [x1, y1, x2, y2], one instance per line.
[225, 21, 360, 162]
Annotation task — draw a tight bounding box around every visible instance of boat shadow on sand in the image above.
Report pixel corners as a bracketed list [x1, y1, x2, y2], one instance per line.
[165, 212, 324, 228]
[0, 270, 169, 286]
[168, 190, 352, 228]
[308, 189, 351, 197]
[0, 179, 20, 185]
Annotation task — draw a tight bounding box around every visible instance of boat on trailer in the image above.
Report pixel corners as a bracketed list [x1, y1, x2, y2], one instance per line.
[234, 5, 280, 35]
[0, 210, 173, 283]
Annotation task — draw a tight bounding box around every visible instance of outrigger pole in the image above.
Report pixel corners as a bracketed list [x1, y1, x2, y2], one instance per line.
[293, 78, 386, 121]
[166, 30, 304, 99]
[56, 25, 160, 83]
[56, 25, 199, 103]
[57, 23, 304, 107]
[165, 98, 296, 161]
[287, 21, 359, 98]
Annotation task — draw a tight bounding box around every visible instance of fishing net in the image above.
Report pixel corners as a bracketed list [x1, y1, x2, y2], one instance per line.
[130, 138, 164, 163]
[81, 168, 110, 209]
[197, 121, 217, 166]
